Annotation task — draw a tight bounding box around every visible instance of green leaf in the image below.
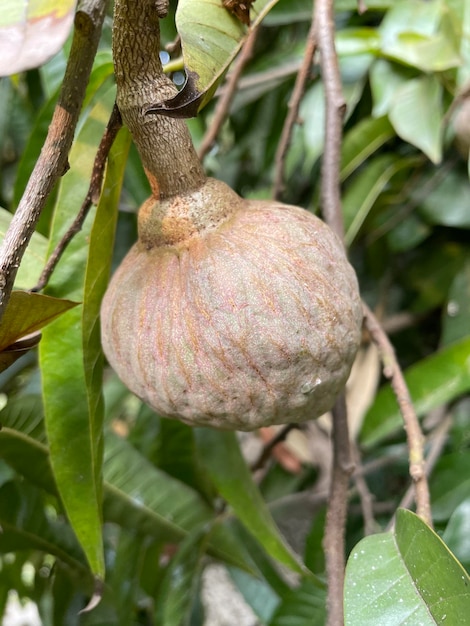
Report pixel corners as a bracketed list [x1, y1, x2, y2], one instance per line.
[344, 509, 470, 625]
[343, 154, 420, 245]
[194, 428, 310, 578]
[384, 213, 431, 253]
[360, 336, 470, 447]
[389, 75, 443, 163]
[0, 0, 77, 76]
[0, 428, 56, 495]
[336, 28, 381, 57]
[103, 431, 214, 543]
[82, 124, 132, 505]
[109, 529, 148, 626]
[0, 418, 253, 574]
[431, 453, 470, 523]
[39, 87, 117, 578]
[157, 0, 281, 115]
[0, 394, 47, 444]
[103, 431, 252, 572]
[0, 209, 48, 287]
[269, 579, 326, 625]
[0, 480, 88, 574]
[340, 116, 394, 181]
[0, 291, 77, 351]
[155, 525, 210, 626]
[229, 567, 280, 624]
[369, 59, 414, 117]
[418, 169, 470, 229]
[379, 0, 461, 72]
[443, 499, 470, 572]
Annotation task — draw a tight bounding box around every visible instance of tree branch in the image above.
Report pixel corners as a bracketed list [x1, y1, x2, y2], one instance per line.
[32, 104, 123, 293]
[198, 26, 260, 161]
[363, 303, 433, 526]
[314, 1, 351, 624]
[0, 0, 107, 321]
[315, 0, 346, 241]
[323, 394, 354, 626]
[273, 13, 317, 200]
[388, 412, 451, 528]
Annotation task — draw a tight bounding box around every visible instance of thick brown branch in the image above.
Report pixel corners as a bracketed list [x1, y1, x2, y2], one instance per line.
[113, 0, 205, 199]
[198, 26, 260, 161]
[0, 0, 107, 321]
[363, 303, 432, 526]
[273, 15, 317, 200]
[32, 104, 123, 293]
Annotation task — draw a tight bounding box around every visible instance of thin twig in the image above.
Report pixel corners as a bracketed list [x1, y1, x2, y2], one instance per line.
[32, 104, 123, 292]
[314, 0, 351, 623]
[198, 26, 260, 160]
[323, 395, 355, 626]
[363, 303, 433, 526]
[0, 0, 107, 320]
[251, 424, 299, 472]
[351, 442, 377, 535]
[273, 15, 317, 200]
[388, 412, 452, 528]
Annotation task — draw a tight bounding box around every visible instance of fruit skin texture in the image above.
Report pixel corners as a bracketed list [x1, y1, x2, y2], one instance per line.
[101, 178, 363, 431]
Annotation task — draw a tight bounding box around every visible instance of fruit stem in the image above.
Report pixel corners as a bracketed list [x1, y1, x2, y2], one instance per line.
[112, 0, 206, 199]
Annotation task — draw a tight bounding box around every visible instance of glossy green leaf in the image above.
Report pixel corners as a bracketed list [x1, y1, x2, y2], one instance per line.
[345, 509, 470, 625]
[0, 291, 77, 352]
[194, 428, 310, 578]
[0, 0, 77, 76]
[389, 76, 443, 163]
[0, 209, 48, 287]
[361, 336, 470, 447]
[343, 154, 420, 245]
[340, 116, 394, 181]
[155, 525, 210, 626]
[82, 124, 131, 515]
[159, 0, 281, 114]
[39, 87, 117, 578]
